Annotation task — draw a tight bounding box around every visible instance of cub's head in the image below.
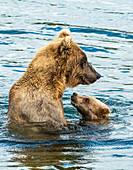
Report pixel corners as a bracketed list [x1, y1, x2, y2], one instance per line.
[57, 29, 101, 88]
[71, 93, 110, 120]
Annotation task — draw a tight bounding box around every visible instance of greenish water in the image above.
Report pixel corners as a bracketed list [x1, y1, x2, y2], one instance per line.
[0, 0, 133, 169]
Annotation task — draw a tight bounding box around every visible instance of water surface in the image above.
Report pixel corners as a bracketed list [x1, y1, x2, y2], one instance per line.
[0, 0, 133, 169]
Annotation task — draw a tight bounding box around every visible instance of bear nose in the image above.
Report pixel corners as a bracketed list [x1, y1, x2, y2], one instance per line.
[97, 73, 101, 79]
[73, 92, 77, 96]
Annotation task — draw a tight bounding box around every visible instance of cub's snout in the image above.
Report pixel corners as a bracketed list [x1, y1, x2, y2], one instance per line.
[71, 92, 77, 104]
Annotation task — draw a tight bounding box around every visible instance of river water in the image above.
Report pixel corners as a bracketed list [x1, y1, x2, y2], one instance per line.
[0, 0, 133, 169]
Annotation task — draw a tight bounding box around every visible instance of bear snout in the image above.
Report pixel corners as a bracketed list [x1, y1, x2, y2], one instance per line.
[90, 72, 101, 83]
[71, 93, 78, 106]
[96, 73, 101, 80]
[73, 92, 77, 96]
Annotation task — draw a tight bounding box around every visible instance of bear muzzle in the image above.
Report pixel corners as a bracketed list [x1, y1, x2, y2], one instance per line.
[96, 73, 101, 80]
[71, 93, 78, 107]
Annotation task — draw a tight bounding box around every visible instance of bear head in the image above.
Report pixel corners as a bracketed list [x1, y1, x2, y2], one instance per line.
[57, 29, 101, 88]
[71, 92, 110, 120]
[31, 29, 101, 98]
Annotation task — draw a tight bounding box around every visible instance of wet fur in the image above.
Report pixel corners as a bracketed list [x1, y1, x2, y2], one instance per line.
[71, 93, 110, 121]
[8, 29, 100, 127]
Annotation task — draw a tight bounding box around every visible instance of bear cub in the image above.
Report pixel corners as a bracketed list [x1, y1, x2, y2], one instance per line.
[71, 93, 110, 121]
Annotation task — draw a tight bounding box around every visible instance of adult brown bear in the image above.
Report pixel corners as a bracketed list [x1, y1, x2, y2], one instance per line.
[8, 29, 101, 127]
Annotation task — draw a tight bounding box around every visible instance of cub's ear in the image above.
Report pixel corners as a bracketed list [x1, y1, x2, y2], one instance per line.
[58, 36, 72, 55]
[100, 107, 110, 115]
[58, 29, 70, 38]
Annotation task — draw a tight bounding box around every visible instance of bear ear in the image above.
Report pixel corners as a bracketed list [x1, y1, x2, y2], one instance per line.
[58, 35, 72, 55]
[100, 108, 110, 114]
[58, 29, 70, 38]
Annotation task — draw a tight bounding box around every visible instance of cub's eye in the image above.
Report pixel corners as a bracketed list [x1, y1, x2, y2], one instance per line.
[84, 98, 90, 103]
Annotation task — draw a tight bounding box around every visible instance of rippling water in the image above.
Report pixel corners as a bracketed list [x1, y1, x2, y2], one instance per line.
[0, 0, 133, 169]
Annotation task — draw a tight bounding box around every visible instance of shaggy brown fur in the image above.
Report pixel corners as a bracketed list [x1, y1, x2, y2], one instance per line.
[8, 29, 101, 127]
[71, 93, 110, 120]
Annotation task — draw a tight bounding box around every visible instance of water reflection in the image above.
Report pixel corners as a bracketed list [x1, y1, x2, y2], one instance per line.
[5, 118, 125, 169]
[8, 140, 96, 169]
[6, 121, 102, 169]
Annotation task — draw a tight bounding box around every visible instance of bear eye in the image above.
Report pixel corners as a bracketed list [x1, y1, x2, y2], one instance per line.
[81, 59, 86, 68]
[84, 98, 90, 103]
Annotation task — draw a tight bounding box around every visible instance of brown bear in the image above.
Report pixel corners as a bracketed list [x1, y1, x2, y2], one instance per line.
[8, 29, 101, 127]
[71, 93, 110, 121]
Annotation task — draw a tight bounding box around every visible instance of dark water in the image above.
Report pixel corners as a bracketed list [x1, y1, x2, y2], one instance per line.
[0, 0, 133, 169]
